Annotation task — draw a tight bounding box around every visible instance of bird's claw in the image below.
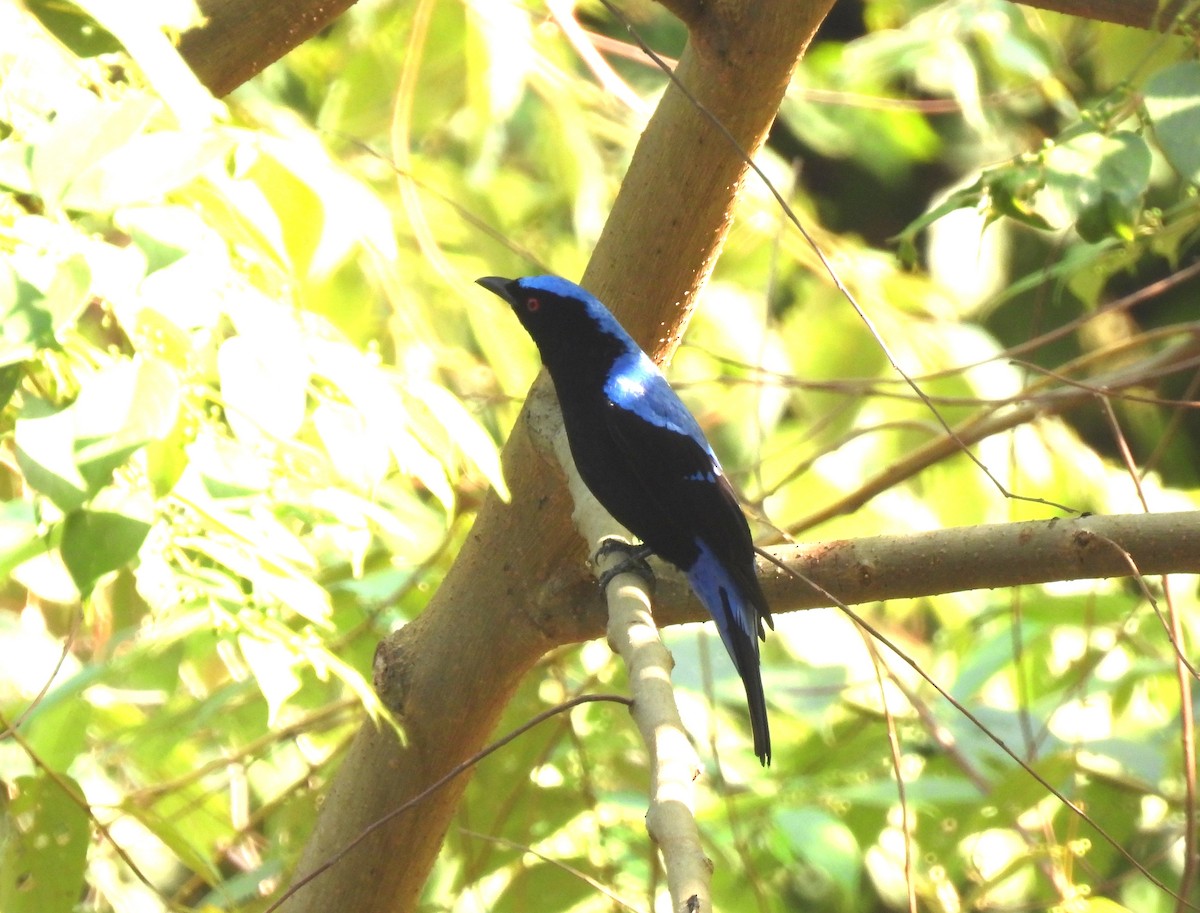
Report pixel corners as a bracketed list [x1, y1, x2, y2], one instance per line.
[594, 538, 656, 593]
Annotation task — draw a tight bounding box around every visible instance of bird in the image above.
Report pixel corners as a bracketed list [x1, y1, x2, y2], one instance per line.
[476, 274, 774, 764]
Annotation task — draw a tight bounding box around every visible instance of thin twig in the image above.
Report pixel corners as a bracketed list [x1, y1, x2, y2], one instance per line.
[0, 609, 79, 739]
[0, 709, 176, 909]
[856, 629, 918, 913]
[1098, 399, 1199, 910]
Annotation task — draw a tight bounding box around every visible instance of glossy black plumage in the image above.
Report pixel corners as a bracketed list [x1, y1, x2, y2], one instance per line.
[477, 274, 774, 764]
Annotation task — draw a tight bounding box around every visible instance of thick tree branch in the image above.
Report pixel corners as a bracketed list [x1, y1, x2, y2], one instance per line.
[178, 0, 358, 97]
[1016, 0, 1194, 30]
[766, 509, 1200, 611]
[649, 0, 1191, 35]
[673, 0, 1197, 31]
[542, 511, 1200, 642]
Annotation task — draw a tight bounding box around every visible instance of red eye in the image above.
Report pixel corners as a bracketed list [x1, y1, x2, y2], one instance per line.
[525, 297, 540, 312]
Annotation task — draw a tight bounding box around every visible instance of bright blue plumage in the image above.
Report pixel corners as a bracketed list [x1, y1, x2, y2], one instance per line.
[477, 274, 774, 764]
[606, 350, 717, 446]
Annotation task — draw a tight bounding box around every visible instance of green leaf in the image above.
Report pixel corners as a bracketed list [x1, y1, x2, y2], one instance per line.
[24, 0, 121, 57]
[60, 508, 151, 593]
[491, 859, 594, 913]
[987, 159, 1054, 229]
[1144, 60, 1200, 185]
[123, 789, 225, 887]
[196, 860, 285, 910]
[0, 499, 47, 582]
[0, 261, 56, 366]
[15, 358, 180, 509]
[238, 633, 302, 725]
[130, 301, 194, 368]
[40, 253, 92, 329]
[410, 379, 510, 501]
[63, 129, 229, 212]
[0, 774, 89, 913]
[893, 178, 988, 256]
[70, 0, 217, 130]
[30, 92, 159, 205]
[775, 808, 862, 910]
[15, 399, 90, 512]
[1076, 899, 1134, 913]
[0, 253, 92, 367]
[119, 205, 212, 276]
[74, 356, 181, 491]
[259, 138, 399, 275]
[22, 688, 91, 769]
[240, 148, 325, 275]
[179, 533, 330, 625]
[1037, 131, 1151, 239]
[0, 135, 34, 195]
[312, 340, 455, 511]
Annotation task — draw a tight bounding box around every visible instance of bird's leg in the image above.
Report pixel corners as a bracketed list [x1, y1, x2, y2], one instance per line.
[594, 538, 656, 593]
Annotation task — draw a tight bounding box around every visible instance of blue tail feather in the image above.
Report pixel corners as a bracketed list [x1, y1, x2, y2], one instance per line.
[685, 541, 772, 765]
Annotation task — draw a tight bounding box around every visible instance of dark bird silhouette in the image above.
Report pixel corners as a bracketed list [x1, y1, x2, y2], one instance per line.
[476, 274, 774, 764]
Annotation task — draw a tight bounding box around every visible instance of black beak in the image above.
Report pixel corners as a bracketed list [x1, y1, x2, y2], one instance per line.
[475, 276, 516, 304]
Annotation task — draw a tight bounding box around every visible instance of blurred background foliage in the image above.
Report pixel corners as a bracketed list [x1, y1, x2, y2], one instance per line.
[1, 0, 1198, 911]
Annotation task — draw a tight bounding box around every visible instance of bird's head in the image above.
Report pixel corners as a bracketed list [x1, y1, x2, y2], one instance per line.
[475, 275, 630, 365]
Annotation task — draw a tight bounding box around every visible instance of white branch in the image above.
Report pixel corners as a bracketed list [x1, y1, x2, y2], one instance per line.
[525, 376, 713, 912]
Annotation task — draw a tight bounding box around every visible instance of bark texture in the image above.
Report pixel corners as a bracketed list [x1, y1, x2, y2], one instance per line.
[584, 510, 1200, 635]
[1016, 0, 1194, 30]
[178, 0, 359, 97]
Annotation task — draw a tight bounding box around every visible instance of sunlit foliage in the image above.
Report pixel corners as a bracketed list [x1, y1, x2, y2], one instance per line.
[1, 1, 1198, 911]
